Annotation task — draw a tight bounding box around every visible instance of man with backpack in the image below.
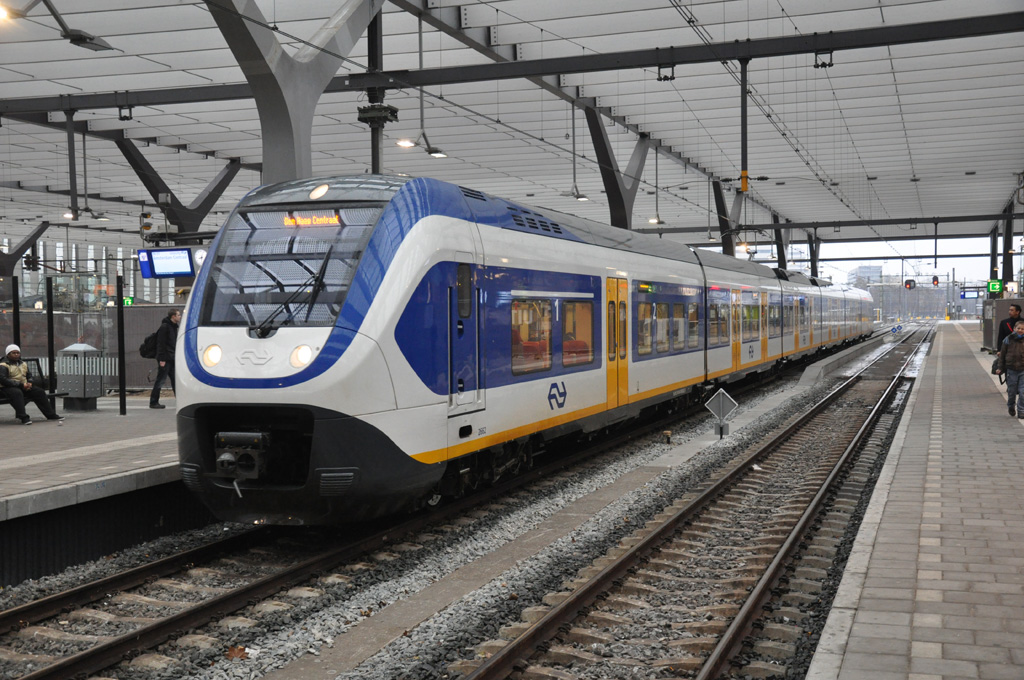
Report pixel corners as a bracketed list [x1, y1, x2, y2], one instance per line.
[149, 309, 180, 409]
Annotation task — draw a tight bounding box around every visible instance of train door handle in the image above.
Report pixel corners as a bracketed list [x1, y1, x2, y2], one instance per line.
[457, 378, 465, 393]
[457, 320, 464, 335]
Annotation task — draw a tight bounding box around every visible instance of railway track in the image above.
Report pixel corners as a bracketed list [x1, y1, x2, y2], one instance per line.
[452, 328, 929, 680]
[0, 331, 900, 680]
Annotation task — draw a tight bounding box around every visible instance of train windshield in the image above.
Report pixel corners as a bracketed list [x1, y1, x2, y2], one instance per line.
[198, 204, 383, 331]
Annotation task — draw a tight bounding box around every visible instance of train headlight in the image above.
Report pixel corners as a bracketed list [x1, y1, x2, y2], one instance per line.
[202, 344, 222, 367]
[290, 344, 314, 368]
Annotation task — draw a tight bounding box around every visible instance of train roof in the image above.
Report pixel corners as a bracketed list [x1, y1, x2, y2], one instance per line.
[237, 175, 829, 287]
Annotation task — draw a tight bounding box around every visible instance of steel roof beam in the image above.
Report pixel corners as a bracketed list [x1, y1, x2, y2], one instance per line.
[3, 12, 1019, 115]
[638, 213, 1024, 235]
[677, 231, 1014, 247]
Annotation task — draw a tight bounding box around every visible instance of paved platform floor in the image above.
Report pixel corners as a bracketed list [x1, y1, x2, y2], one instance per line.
[0, 394, 177, 522]
[808, 321, 1024, 680]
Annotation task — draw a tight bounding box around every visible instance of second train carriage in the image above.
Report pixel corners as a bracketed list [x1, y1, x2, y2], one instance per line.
[177, 175, 873, 524]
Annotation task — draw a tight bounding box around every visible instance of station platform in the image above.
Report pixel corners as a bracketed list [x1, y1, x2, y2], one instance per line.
[808, 321, 1024, 680]
[0, 396, 178, 523]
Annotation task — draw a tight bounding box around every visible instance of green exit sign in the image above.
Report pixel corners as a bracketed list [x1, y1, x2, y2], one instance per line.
[123, 296, 134, 306]
[988, 280, 1004, 293]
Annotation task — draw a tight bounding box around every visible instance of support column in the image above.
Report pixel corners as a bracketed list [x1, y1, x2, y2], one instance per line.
[712, 180, 734, 257]
[583, 104, 649, 229]
[65, 110, 79, 220]
[772, 213, 787, 270]
[367, 12, 385, 174]
[115, 139, 240, 237]
[207, 0, 386, 183]
[990, 227, 1000, 299]
[739, 58, 749, 195]
[0, 221, 52, 277]
[807, 232, 820, 278]
[1003, 202, 1015, 289]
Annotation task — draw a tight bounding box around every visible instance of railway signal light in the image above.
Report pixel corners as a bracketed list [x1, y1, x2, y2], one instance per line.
[932, 275, 939, 286]
[23, 254, 39, 271]
[904, 279, 916, 290]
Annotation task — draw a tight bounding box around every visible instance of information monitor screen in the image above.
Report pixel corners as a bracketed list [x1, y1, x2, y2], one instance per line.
[139, 248, 195, 279]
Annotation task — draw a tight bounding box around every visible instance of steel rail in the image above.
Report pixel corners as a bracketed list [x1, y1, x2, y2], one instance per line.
[695, 328, 931, 679]
[462, 327, 929, 680]
[0, 529, 267, 636]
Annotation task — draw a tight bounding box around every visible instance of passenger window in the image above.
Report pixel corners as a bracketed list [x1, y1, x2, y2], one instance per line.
[607, 302, 616, 361]
[457, 263, 472, 318]
[719, 304, 730, 343]
[687, 302, 699, 349]
[618, 302, 627, 360]
[672, 303, 686, 350]
[637, 303, 653, 356]
[743, 304, 759, 342]
[655, 303, 670, 353]
[511, 299, 552, 375]
[709, 305, 719, 346]
[562, 301, 594, 367]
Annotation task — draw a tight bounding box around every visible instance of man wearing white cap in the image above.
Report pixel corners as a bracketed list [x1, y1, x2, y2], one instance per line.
[0, 344, 63, 424]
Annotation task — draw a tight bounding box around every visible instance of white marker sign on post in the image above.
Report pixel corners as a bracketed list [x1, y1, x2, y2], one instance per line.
[705, 388, 738, 439]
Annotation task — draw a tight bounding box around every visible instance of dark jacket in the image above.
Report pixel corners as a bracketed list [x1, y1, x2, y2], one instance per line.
[998, 333, 1024, 373]
[0, 357, 34, 387]
[156, 316, 179, 363]
[997, 316, 1021, 349]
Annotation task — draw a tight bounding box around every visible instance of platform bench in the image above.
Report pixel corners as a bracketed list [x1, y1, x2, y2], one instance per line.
[0, 357, 69, 410]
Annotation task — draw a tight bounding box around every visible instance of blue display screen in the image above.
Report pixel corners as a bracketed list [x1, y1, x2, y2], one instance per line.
[139, 248, 195, 279]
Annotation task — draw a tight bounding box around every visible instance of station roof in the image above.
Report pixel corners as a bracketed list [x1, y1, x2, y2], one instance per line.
[0, 0, 1021, 263]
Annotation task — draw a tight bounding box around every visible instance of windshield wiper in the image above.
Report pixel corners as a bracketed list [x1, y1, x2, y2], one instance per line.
[250, 247, 334, 338]
[303, 245, 334, 322]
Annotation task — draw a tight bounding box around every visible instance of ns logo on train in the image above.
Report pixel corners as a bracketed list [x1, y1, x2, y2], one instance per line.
[548, 382, 568, 410]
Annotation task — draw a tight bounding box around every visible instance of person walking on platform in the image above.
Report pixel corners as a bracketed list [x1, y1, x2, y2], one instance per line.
[996, 320, 1024, 418]
[149, 309, 181, 410]
[996, 304, 1022, 355]
[0, 344, 63, 424]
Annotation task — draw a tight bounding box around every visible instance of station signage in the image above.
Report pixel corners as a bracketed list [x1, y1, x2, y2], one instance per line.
[988, 280, 1004, 293]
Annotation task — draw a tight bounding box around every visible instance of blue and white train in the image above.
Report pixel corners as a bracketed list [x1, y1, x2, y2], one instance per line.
[176, 175, 873, 524]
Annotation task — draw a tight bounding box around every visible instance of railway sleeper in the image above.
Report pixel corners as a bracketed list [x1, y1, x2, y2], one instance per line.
[538, 643, 603, 667]
[518, 665, 578, 680]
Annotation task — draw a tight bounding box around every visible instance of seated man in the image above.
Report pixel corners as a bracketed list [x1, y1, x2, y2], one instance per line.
[0, 344, 63, 424]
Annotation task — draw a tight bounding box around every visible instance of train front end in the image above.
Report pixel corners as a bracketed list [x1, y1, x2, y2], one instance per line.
[176, 175, 442, 524]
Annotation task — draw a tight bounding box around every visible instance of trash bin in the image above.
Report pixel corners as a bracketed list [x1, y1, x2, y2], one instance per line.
[57, 343, 103, 411]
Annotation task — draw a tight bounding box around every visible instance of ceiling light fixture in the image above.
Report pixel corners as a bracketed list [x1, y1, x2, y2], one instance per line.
[397, 16, 445, 159]
[62, 209, 75, 219]
[0, 4, 25, 19]
[563, 104, 588, 202]
[5, 2, 114, 50]
[63, 28, 114, 51]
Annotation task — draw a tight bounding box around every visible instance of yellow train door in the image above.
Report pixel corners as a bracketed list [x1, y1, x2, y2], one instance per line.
[760, 291, 768, 362]
[731, 289, 741, 370]
[606, 278, 629, 409]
